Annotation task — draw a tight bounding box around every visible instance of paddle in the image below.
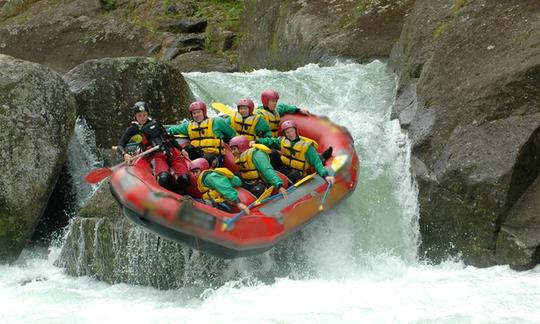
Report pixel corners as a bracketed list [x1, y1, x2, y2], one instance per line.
[220, 186, 273, 231]
[318, 154, 349, 211]
[84, 146, 160, 184]
[221, 173, 317, 231]
[211, 102, 235, 116]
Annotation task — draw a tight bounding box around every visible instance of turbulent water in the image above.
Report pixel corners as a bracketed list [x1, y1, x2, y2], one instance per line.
[2, 61, 540, 323]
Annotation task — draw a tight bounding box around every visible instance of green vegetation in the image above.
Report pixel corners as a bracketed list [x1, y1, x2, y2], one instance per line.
[0, 0, 39, 19]
[100, 0, 117, 12]
[127, 0, 241, 51]
[432, 0, 469, 40]
[356, 0, 410, 13]
[433, 22, 448, 40]
[452, 0, 468, 13]
[184, 0, 242, 32]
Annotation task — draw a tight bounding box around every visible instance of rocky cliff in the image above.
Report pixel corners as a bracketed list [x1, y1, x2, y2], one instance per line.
[389, 0, 540, 268]
[240, 0, 413, 71]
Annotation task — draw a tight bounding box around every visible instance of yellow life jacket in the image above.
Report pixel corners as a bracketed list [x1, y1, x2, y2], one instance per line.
[256, 108, 280, 137]
[280, 137, 317, 174]
[188, 118, 224, 155]
[234, 144, 272, 181]
[197, 168, 235, 203]
[230, 112, 260, 141]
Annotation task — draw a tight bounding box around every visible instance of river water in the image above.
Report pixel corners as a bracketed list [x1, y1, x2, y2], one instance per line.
[1, 61, 540, 323]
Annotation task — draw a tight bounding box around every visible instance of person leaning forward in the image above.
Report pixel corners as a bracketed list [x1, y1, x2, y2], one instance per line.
[168, 100, 236, 167]
[189, 158, 250, 215]
[229, 135, 288, 199]
[256, 120, 335, 185]
[117, 101, 190, 191]
[225, 98, 272, 141]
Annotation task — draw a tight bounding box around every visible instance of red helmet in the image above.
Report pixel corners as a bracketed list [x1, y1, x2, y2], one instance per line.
[189, 158, 209, 171]
[236, 98, 255, 114]
[229, 135, 250, 152]
[280, 120, 297, 133]
[189, 101, 207, 118]
[261, 89, 279, 107]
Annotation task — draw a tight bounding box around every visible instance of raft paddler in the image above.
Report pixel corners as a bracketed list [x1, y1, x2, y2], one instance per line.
[225, 98, 272, 141]
[168, 100, 236, 167]
[189, 158, 250, 215]
[229, 135, 288, 199]
[256, 120, 335, 185]
[117, 101, 190, 191]
[256, 89, 311, 137]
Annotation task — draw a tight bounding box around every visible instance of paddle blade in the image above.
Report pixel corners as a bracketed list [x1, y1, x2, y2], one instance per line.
[254, 186, 274, 206]
[221, 217, 234, 231]
[331, 154, 348, 172]
[211, 102, 235, 116]
[318, 183, 333, 211]
[84, 168, 113, 184]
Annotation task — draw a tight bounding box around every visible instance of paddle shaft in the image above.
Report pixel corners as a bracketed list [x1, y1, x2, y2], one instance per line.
[319, 182, 332, 210]
[223, 179, 309, 230]
[84, 146, 161, 184]
[115, 145, 161, 171]
[318, 155, 348, 210]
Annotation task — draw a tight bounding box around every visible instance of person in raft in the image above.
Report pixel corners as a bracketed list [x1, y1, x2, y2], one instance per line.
[229, 135, 288, 199]
[256, 89, 311, 137]
[168, 100, 236, 167]
[225, 98, 272, 141]
[256, 120, 335, 185]
[117, 101, 190, 191]
[189, 157, 250, 214]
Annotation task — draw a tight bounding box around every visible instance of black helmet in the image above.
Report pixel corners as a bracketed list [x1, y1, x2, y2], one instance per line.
[132, 101, 149, 114]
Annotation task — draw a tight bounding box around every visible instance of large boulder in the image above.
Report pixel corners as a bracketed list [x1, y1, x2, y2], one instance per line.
[64, 57, 194, 150]
[0, 54, 76, 262]
[240, 0, 413, 71]
[0, 0, 157, 73]
[390, 0, 540, 266]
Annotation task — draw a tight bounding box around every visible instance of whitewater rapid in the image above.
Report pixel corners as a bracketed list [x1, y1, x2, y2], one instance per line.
[1, 61, 540, 323]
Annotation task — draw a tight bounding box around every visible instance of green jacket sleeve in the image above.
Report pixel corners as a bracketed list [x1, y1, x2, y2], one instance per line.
[252, 150, 283, 189]
[306, 145, 329, 177]
[204, 172, 240, 202]
[256, 136, 282, 149]
[167, 121, 189, 136]
[255, 117, 272, 138]
[212, 117, 237, 141]
[230, 175, 242, 187]
[276, 103, 300, 116]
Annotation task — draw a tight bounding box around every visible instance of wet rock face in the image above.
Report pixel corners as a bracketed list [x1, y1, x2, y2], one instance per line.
[390, 0, 540, 267]
[168, 51, 237, 73]
[240, 0, 414, 71]
[0, 54, 76, 263]
[0, 0, 154, 73]
[63, 57, 194, 149]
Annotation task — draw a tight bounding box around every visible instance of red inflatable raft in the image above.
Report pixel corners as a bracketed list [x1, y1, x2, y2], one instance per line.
[109, 113, 360, 258]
